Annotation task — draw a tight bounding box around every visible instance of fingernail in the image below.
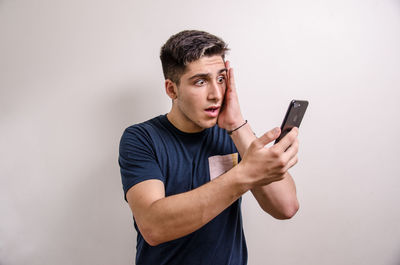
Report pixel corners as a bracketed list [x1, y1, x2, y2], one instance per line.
[274, 128, 280, 135]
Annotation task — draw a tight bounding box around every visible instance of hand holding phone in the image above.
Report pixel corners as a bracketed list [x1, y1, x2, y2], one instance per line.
[274, 100, 308, 144]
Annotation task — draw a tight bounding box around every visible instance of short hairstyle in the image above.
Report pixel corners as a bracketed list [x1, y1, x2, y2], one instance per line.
[160, 30, 229, 84]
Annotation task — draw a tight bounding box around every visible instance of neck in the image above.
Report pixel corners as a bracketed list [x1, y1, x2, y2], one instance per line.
[166, 108, 204, 133]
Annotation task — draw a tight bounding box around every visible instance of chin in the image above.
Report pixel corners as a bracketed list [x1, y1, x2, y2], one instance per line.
[202, 119, 218, 129]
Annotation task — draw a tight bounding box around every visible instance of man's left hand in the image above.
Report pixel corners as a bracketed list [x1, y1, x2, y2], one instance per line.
[217, 61, 245, 131]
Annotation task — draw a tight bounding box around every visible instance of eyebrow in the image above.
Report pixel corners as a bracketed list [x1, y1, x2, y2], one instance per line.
[188, 68, 227, 80]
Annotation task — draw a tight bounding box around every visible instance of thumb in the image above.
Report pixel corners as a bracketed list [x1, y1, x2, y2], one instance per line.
[256, 127, 281, 147]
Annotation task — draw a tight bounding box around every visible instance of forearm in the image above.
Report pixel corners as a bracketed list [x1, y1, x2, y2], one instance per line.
[137, 166, 249, 246]
[251, 172, 299, 219]
[229, 122, 299, 218]
[229, 121, 256, 156]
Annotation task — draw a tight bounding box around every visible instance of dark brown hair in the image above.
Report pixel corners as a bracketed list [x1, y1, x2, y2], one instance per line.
[160, 30, 229, 84]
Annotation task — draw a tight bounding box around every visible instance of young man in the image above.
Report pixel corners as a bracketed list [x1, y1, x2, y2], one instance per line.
[119, 30, 300, 265]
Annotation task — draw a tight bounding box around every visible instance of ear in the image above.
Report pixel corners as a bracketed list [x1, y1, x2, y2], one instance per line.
[165, 79, 178, 100]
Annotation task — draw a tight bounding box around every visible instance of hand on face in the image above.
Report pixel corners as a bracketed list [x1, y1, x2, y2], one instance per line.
[217, 61, 245, 131]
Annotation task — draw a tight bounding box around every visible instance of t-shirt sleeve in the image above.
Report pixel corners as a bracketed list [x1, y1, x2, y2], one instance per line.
[118, 126, 165, 201]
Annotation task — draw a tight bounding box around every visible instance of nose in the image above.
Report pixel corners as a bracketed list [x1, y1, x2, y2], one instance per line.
[207, 80, 224, 101]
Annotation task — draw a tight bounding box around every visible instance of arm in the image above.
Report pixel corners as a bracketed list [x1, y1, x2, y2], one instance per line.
[126, 166, 248, 246]
[218, 61, 299, 219]
[230, 124, 299, 219]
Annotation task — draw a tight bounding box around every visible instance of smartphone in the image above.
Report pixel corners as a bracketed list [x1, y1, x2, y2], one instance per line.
[274, 100, 309, 144]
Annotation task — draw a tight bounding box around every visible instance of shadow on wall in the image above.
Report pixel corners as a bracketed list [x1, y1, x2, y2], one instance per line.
[396, 252, 400, 265]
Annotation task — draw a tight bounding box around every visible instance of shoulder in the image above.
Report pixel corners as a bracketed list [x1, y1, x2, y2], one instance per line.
[119, 116, 166, 154]
[122, 115, 168, 140]
[123, 116, 163, 136]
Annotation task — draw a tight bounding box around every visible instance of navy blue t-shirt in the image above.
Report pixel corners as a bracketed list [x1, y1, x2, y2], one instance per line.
[119, 115, 247, 265]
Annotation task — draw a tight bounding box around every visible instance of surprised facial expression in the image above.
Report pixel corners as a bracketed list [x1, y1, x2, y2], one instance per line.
[167, 55, 227, 133]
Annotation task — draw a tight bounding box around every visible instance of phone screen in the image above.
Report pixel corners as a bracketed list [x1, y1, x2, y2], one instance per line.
[274, 100, 308, 144]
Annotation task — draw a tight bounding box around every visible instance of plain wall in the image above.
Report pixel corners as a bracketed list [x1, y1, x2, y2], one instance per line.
[1, 0, 399, 264]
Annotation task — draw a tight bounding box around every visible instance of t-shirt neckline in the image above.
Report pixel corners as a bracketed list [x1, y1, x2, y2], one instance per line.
[160, 114, 209, 137]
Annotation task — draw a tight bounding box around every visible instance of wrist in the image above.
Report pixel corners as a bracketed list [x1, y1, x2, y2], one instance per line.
[226, 119, 247, 135]
[227, 120, 248, 135]
[223, 115, 245, 131]
[232, 163, 254, 192]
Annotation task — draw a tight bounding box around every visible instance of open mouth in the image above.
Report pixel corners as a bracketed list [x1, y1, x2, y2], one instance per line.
[205, 106, 220, 117]
[205, 106, 219, 112]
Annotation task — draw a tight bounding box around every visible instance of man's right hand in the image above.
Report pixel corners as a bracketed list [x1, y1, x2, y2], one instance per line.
[238, 127, 299, 187]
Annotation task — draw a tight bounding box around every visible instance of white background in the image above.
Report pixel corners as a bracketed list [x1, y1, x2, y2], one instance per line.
[1, 0, 399, 264]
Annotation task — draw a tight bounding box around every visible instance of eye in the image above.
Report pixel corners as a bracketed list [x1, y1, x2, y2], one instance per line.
[195, 79, 206, 86]
[217, 75, 226, 84]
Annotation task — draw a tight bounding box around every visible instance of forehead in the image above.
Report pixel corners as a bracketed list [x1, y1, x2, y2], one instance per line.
[183, 55, 225, 77]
